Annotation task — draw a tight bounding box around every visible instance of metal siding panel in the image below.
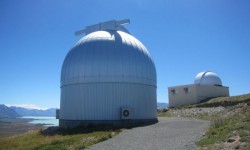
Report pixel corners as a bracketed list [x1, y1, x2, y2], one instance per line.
[60, 83, 156, 120]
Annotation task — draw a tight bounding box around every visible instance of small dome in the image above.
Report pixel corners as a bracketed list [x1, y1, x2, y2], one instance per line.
[194, 71, 222, 86]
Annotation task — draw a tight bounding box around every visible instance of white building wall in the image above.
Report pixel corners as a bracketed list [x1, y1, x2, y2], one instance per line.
[196, 84, 229, 101]
[168, 84, 198, 107]
[60, 83, 157, 120]
[168, 84, 229, 107]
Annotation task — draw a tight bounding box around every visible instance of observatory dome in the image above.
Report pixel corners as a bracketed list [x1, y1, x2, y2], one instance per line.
[194, 71, 222, 86]
[59, 19, 157, 128]
[61, 30, 156, 87]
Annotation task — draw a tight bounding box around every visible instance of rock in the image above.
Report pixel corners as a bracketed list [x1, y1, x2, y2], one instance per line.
[227, 137, 235, 143]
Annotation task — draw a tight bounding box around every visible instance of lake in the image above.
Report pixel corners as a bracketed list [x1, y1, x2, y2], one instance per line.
[20, 116, 59, 126]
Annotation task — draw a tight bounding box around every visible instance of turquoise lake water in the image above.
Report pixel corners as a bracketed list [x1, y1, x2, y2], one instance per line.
[21, 116, 59, 126]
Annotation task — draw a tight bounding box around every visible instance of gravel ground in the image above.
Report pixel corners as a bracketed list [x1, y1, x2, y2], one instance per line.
[166, 103, 248, 119]
[167, 107, 225, 118]
[88, 117, 209, 150]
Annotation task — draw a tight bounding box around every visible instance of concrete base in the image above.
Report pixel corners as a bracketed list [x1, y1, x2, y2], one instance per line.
[59, 119, 158, 129]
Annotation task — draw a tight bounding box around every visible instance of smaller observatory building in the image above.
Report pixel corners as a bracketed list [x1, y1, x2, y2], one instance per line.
[59, 19, 157, 128]
[168, 71, 229, 107]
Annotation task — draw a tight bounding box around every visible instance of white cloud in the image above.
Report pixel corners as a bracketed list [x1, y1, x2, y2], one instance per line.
[5, 104, 48, 110]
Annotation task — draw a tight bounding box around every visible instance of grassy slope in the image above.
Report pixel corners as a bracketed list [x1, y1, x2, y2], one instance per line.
[205, 94, 250, 103]
[0, 127, 121, 150]
[197, 93, 250, 105]
[185, 93, 250, 108]
[198, 103, 250, 149]
[159, 93, 250, 149]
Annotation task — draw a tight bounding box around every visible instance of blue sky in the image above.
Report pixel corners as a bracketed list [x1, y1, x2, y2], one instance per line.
[0, 0, 249, 109]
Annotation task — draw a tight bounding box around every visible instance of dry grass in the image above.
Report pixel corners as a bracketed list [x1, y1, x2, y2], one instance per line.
[198, 104, 250, 149]
[204, 93, 250, 104]
[194, 93, 250, 108]
[0, 127, 121, 150]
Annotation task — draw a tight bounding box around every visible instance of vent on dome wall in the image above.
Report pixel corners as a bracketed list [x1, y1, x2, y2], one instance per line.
[75, 19, 130, 36]
[121, 108, 133, 120]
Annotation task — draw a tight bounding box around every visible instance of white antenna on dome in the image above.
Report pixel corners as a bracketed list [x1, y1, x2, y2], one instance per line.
[75, 19, 130, 36]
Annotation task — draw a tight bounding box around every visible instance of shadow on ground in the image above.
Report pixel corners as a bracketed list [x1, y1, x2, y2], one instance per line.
[41, 120, 158, 136]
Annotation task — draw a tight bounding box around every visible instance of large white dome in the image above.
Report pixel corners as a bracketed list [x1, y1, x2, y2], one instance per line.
[61, 30, 156, 87]
[59, 19, 157, 128]
[194, 71, 222, 86]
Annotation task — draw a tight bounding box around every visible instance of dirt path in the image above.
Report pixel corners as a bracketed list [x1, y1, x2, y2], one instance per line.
[89, 117, 209, 150]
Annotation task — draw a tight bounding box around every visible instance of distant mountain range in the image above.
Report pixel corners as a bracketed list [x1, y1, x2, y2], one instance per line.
[0, 104, 21, 118]
[0, 102, 167, 118]
[0, 104, 56, 118]
[10, 106, 56, 117]
[157, 102, 168, 109]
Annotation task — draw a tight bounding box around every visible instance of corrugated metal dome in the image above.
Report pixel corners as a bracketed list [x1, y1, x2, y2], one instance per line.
[194, 71, 222, 86]
[59, 19, 157, 128]
[61, 30, 156, 87]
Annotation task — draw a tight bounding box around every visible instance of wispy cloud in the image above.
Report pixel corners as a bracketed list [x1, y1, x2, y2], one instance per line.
[5, 104, 48, 110]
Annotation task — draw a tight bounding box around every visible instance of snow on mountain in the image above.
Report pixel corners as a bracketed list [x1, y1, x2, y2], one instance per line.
[9, 106, 56, 117]
[6, 104, 48, 110]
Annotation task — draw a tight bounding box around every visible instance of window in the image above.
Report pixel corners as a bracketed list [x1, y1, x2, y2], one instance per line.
[171, 89, 178, 95]
[184, 87, 191, 94]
